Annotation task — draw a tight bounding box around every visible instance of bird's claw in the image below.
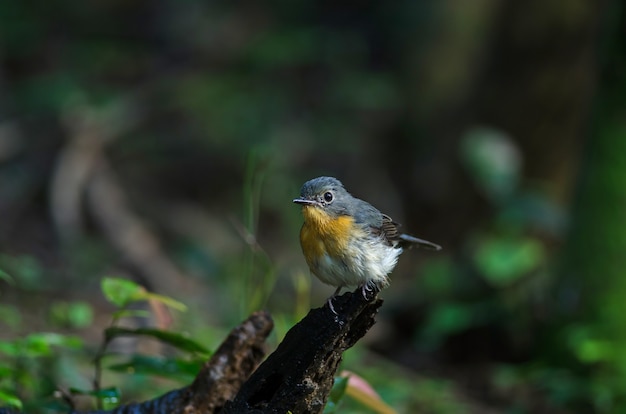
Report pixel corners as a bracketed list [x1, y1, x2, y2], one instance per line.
[327, 296, 339, 315]
[360, 282, 377, 301]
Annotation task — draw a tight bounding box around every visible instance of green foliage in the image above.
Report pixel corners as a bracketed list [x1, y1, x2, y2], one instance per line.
[101, 277, 187, 311]
[0, 390, 22, 410]
[411, 158, 553, 355]
[550, 27, 626, 411]
[49, 301, 94, 329]
[0, 332, 83, 411]
[90, 277, 203, 410]
[101, 277, 146, 308]
[0, 277, 207, 412]
[107, 355, 201, 382]
[0, 1, 624, 412]
[0, 333, 82, 360]
[104, 327, 209, 356]
[473, 234, 545, 288]
[237, 150, 279, 317]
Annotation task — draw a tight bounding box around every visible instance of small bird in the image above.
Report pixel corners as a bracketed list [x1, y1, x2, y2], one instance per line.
[293, 176, 441, 312]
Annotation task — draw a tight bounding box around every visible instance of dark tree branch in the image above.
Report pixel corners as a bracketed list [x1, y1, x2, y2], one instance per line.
[223, 290, 382, 414]
[2, 290, 380, 414]
[73, 310, 273, 414]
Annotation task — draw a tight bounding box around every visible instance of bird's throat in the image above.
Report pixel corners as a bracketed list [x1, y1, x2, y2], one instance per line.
[300, 206, 355, 259]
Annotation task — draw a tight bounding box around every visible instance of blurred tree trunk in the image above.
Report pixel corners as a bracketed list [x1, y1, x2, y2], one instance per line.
[559, 1, 626, 409]
[563, 0, 626, 334]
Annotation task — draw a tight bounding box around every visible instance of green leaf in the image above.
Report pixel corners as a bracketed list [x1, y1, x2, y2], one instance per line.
[0, 268, 14, 284]
[23, 334, 52, 356]
[143, 292, 187, 312]
[101, 277, 187, 311]
[0, 389, 22, 409]
[23, 333, 83, 357]
[0, 362, 13, 378]
[107, 355, 202, 381]
[104, 327, 210, 355]
[474, 236, 545, 287]
[0, 341, 18, 357]
[111, 309, 152, 320]
[324, 376, 349, 413]
[50, 301, 93, 328]
[101, 277, 145, 308]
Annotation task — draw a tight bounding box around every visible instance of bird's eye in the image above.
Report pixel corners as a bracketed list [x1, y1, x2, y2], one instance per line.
[323, 191, 333, 203]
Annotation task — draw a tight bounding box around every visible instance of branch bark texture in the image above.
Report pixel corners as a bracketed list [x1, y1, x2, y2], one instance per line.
[223, 291, 382, 413]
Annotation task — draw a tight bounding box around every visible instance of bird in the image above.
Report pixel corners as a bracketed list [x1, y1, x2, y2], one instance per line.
[293, 176, 441, 313]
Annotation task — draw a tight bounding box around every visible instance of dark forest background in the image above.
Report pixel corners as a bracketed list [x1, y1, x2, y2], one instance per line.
[1, 0, 625, 412]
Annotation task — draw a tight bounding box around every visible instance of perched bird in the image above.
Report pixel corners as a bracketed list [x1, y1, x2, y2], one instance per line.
[293, 176, 441, 312]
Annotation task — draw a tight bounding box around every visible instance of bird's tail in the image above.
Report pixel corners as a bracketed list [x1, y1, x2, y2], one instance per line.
[399, 234, 442, 251]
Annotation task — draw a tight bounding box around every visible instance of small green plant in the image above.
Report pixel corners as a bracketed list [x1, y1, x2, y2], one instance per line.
[238, 149, 278, 317]
[0, 331, 83, 411]
[0, 276, 210, 412]
[79, 277, 209, 410]
[0, 266, 83, 411]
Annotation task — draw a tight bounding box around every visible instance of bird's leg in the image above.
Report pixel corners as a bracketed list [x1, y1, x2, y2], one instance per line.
[327, 286, 343, 315]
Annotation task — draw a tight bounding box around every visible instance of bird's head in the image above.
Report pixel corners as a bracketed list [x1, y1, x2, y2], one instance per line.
[293, 176, 352, 220]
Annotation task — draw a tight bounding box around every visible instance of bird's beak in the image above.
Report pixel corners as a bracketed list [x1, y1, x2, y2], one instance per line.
[293, 198, 317, 206]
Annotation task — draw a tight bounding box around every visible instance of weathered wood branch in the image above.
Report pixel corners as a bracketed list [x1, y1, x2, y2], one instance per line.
[223, 291, 382, 413]
[74, 310, 274, 414]
[1, 289, 381, 414]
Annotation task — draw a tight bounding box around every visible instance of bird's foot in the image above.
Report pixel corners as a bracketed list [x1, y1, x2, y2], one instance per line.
[360, 282, 378, 301]
[327, 296, 338, 315]
[326, 286, 343, 315]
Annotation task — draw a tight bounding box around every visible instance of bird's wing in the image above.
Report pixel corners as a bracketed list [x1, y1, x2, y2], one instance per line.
[352, 198, 442, 251]
[377, 214, 442, 251]
[378, 214, 402, 245]
[365, 213, 401, 246]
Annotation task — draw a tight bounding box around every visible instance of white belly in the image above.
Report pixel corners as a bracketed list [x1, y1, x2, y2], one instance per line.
[311, 237, 402, 289]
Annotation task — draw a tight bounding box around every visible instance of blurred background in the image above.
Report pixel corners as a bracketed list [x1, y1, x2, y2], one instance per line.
[0, 0, 625, 412]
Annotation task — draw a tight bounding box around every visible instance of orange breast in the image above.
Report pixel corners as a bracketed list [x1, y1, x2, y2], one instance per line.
[299, 206, 354, 266]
